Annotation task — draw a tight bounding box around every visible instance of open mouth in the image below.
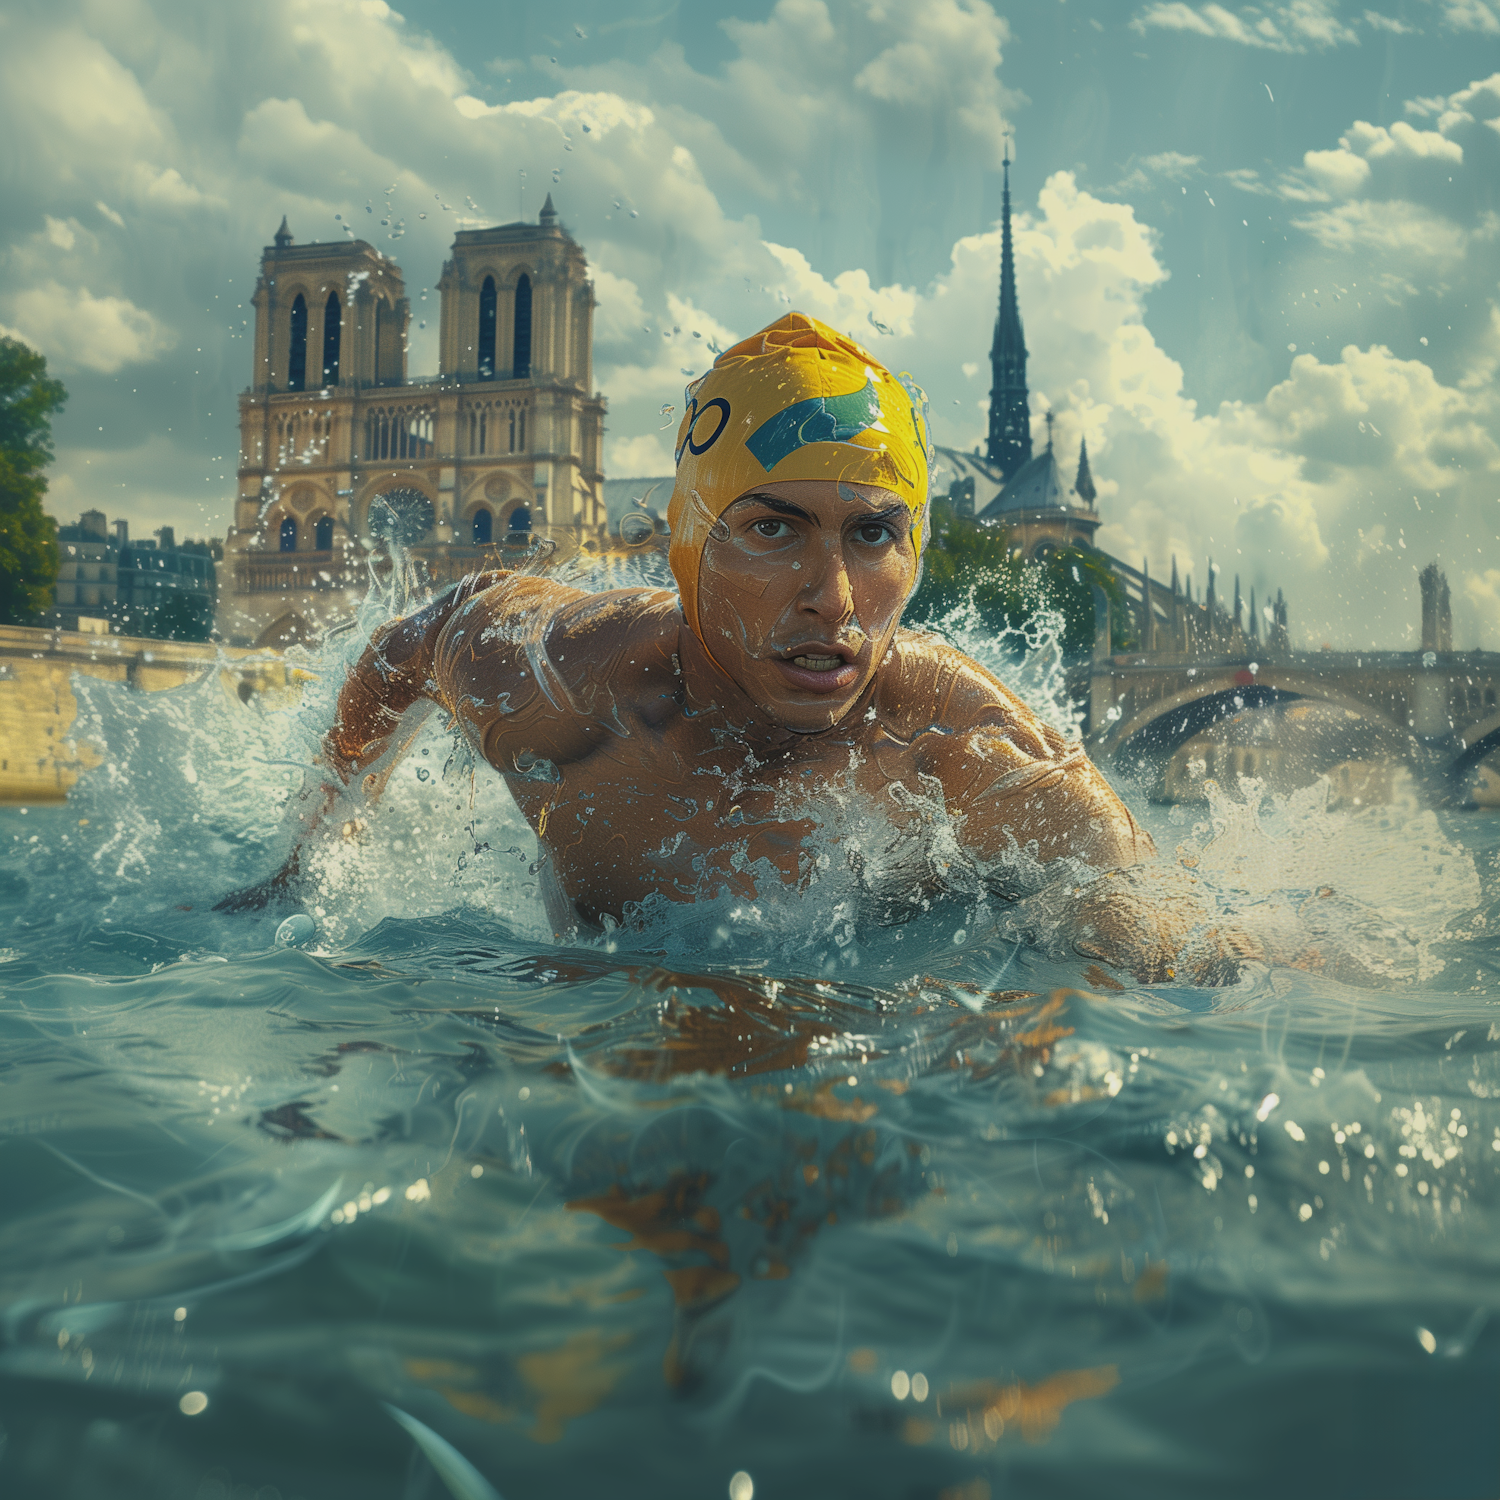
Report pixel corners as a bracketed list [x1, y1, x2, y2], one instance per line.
[773, 645, 861, 695]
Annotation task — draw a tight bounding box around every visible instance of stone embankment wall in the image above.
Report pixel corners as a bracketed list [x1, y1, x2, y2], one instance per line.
[0, 626, 303, 804]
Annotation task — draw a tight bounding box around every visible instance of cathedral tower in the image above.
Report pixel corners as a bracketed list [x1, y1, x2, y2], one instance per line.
[249, 219, 409, 397]
[434, 194, 603, 537]
[986, 148, 1031, 480]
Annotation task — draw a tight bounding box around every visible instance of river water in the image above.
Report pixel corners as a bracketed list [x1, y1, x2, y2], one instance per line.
[3, 577, 1499, 1500]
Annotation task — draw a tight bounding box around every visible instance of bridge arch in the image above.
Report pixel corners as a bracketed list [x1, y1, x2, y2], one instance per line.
[1097, 667, 1409, 769]
[1450, 710, 1500, 780]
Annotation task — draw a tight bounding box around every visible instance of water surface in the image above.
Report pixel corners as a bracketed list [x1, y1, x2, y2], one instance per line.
[2, 611, 1499, 1500]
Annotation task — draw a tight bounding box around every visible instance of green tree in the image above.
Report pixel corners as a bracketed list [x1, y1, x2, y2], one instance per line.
[0, 337, 67, 624]
[905, 499, 1129, 657]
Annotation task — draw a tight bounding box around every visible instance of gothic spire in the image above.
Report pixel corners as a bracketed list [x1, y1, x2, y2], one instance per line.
[274, 216, 292, 249]
[986, 142, 1031, 481]
[1141, 555, 1153, 653]
[1074, 438, 1096, 506]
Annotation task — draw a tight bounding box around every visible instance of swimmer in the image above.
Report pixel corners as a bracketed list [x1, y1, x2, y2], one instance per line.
[219, 314, 1362, 985]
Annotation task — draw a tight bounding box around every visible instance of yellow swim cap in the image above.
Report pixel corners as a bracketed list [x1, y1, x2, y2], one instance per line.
[667, 312, 932, 646]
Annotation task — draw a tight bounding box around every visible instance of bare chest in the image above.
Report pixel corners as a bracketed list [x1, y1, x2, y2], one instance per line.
[499, 717, 928, 924]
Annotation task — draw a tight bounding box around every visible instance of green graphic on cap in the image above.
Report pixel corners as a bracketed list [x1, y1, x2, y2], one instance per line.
[745, 380, 882, 471]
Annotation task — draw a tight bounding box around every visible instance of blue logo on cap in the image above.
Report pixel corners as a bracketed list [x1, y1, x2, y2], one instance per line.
[745, 380, 882, 472]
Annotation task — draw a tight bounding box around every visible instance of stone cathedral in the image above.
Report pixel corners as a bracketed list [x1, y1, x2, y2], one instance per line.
[224, 195, 606, 645]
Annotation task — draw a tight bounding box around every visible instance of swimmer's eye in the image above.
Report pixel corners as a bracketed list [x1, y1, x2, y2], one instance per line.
[853, 521, 896, 546]
[751, 518, 793, 539]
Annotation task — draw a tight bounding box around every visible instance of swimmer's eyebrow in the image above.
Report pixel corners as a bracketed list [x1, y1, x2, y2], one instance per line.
[730, 493, 817, 524]
[859, 504, 909, 527]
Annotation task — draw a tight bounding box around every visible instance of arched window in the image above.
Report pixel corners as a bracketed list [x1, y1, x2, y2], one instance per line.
[478, 276, 497, 379]
[314, 515, 334, 551]
[508, 504, 532, 535]
[472, 508, 492, 544]
[513, 274, 532, 380]
[279, 516, 298, 552]
[287, 294, 307, 391]
[322, 292, 342, 386]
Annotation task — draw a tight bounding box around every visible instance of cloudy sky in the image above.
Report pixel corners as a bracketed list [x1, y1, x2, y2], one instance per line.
[1, 0, 1496, 648]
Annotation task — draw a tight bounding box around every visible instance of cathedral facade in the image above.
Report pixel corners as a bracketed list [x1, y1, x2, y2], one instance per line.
[224, 196, 605, 645]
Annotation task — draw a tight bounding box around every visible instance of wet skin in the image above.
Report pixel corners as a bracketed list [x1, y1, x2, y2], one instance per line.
[279, 480, 1144, 926]
[227, 480, 1350, 983]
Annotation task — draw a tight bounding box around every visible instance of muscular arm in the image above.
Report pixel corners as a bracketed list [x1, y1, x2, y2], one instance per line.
[216, 570, 661, 910]
[891, 635, 1292, 985]
[897, 644, 1393, 987]
[888, 633, 1153, 881]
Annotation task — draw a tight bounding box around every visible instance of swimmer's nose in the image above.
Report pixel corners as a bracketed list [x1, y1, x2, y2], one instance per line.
[796, 539, 854, 622]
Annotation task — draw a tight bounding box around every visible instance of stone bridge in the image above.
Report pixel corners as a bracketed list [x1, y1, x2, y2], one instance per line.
[0, 625, 303, 803]
[1086, 649, 1500, 785]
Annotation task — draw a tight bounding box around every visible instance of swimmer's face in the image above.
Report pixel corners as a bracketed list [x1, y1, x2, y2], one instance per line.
[696, 478, 917, 734]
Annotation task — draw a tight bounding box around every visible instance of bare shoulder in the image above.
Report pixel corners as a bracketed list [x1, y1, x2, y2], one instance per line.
[875, 626, 1073, 761]
[879, 627, 1151, 870]
[545, 586, 681, 708]
[437, 578, 680, 714]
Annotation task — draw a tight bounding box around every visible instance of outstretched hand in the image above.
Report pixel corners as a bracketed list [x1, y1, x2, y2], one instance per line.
[1013, 863, 1414, 989]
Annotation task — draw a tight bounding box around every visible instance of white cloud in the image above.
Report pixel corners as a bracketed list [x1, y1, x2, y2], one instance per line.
[1364, 11, 1419, 32]
[1302, 147, 1372, 196]
[1291, 199, 1469, 272]
[1346, 118, 1465, 161]
[1140, 151, 1203, 179]
[1131, 0, 1359, 50]
[607, 433, 674, 475]
[1464, 568, 1500, 638]
[1286, 116, 1466, 200]
[1441, 0, 1500, 33]
[4, 282, 175, 373]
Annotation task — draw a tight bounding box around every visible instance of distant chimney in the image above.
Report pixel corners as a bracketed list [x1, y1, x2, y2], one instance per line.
[114, 519, 129, 546]
[156, 525, 176, 551]
[79, 509, 107, 540]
